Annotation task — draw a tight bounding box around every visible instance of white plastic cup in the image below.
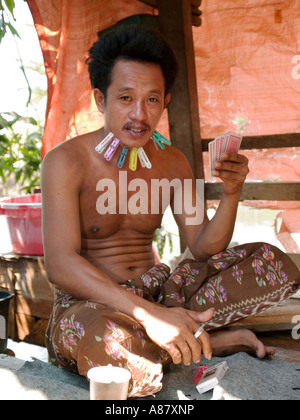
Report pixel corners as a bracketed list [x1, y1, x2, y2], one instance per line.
[87, 365, 132, 401]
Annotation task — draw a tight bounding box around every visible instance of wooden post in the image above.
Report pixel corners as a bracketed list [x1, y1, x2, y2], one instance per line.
[158, 0, 204, 180]
[158, 0, 204, 252]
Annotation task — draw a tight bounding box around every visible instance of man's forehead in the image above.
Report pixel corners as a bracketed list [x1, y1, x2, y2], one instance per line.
[110, 59, 165, 91]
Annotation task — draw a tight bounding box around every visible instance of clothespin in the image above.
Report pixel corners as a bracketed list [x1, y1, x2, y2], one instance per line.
[117, 146, 129, 169]
[152, 131, 172, 150]
[129, 148, 138, 171]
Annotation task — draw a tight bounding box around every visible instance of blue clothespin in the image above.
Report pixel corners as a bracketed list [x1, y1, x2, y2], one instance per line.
[117, 146, 129, 169]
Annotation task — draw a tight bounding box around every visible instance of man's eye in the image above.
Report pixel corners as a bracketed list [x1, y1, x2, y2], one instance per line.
[149, 97, 159, 103]
[120, 96, 131, 101]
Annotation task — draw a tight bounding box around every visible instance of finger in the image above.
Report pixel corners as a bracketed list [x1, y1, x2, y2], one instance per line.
[215, 161, 239, 173]
[215, 162, 241, 174]
[167, 345, 182, 365]
[188, 308, 214, 324]
[177, 341, 193, 366]
[186, 309, 214, 361]
[186, 336, 202, 364]
[187, 326, 211, 362]
[217, 170, 246, 182]
[198, 330, 212, 360]
[221, 153, 248, 163]
[215, 161, 249, 176]
[212, 168, 239, 179]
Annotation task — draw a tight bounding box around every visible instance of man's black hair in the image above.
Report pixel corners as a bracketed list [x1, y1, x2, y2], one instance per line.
[87, 25, 179, 99]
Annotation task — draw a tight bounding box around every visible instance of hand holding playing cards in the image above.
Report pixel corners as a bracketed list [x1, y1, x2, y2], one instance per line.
[209, 133, 249, 196]
[213, 152, 249, 195]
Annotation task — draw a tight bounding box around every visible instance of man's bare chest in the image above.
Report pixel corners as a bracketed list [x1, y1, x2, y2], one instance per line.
[79, 166, 165, 239]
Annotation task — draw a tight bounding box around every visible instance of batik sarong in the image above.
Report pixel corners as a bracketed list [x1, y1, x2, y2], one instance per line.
[45, 242, 300, 397]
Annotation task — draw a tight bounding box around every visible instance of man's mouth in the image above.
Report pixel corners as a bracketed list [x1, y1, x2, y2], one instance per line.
[125, 126, 150, 138]
[130, 128, 145, 133]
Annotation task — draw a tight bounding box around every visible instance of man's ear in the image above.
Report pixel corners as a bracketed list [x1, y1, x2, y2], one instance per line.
[94, 89, 105, 113]
[164, 93, 171, 109]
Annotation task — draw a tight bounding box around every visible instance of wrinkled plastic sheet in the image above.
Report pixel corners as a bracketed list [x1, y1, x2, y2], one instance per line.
[28, 0, 300, 180]
[196, 0, 300, 139]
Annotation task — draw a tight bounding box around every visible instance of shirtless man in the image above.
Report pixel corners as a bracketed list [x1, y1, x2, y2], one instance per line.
[42, 26, 291, 396]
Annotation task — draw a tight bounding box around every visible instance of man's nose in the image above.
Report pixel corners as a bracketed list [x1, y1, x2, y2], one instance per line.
[129, 101, 147, 121]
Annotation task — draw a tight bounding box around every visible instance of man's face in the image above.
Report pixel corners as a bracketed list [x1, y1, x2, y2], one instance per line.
[94, 59, 170, 149]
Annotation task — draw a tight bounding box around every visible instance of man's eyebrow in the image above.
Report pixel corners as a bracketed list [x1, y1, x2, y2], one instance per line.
[118, 87, 133, 92]
[117, 87, 163, 95]
[149, 89, 163, 95]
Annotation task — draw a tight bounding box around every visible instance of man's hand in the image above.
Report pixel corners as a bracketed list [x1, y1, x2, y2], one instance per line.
[213, 152, 249, 195]
[140, 307, 214, 366]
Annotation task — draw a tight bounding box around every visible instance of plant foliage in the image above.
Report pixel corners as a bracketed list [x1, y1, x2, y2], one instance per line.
[0, 0, 19, 44]
[154, 225, 174, 259]
[0, 0, 43, 193]
[0, 112, 42, 193]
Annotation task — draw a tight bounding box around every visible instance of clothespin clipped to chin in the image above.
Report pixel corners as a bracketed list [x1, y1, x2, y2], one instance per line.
[152, 131, 172, 150]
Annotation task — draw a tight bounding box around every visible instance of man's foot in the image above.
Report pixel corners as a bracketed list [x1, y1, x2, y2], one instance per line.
[210, 329, 275, 359]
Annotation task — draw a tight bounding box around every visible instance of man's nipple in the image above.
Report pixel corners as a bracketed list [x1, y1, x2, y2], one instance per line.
[90, 226, 100, 234]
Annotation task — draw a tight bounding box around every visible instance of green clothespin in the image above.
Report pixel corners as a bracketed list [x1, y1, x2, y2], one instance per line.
[152, 131, 172, 150]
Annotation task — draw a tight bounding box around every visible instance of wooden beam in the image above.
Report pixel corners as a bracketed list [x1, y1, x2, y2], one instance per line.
[230, 299, 300, 333]
[158, 0, 204, 179]
[138, 0, 158, 8]
[138, 0, 202, 26]
[202, 133, 300, 152]
[288, 253, 300, 270]
[139, 0, 202, 8]
[206, 182, 300, 201]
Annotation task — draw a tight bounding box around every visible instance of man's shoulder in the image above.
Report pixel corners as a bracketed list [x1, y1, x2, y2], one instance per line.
[43, 132, 94, 167]
[168, 146, 188, 160]
[163, 146, 194, 178]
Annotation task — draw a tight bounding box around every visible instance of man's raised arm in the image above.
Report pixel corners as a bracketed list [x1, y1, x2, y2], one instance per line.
[172, 150, 249, 261]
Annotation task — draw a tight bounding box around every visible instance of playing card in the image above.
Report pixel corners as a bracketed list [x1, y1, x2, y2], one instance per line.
[209, 141, 214, 178]
[225, 132, 242, 153]
[215, 136, 222, 162]
[209, 132, 243, 178]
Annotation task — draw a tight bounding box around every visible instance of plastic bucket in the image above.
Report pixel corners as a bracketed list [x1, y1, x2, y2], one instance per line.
[0, 291, 14, 354]
[0, 194, 43, 256]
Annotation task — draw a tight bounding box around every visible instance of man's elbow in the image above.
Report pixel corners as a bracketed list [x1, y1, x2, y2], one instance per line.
[44, 252, 61, 285]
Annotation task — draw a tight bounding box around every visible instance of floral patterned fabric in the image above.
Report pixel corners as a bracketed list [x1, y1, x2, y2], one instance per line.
[46, 242, 300, 398]
[163, 243, 299, 331]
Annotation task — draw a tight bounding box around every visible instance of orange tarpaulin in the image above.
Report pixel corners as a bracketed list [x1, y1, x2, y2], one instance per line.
[26, 0, 155, 157]
[27, 0, 300, 180]
[27, 0, 300, 151]
[26, 0, 300, 252]
[28, 0, 300, 165]
[196, 0, 300, 139]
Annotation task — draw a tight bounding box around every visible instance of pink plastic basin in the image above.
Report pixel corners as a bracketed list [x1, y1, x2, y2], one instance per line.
[0, 194, 43, 256]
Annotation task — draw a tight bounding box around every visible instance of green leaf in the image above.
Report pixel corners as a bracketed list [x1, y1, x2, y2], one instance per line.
[26, 132, 42, 142]
[0, 114, 11, 129]
[7, 22, 20, 39]
[4, 0, 15, 16]
[0, 14, 5, 44]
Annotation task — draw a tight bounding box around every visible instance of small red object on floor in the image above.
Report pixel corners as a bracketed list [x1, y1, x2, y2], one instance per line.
[194, 365, 209, 383]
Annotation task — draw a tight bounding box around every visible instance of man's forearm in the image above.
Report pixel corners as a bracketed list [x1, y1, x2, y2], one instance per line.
[196, 191, 240, 259]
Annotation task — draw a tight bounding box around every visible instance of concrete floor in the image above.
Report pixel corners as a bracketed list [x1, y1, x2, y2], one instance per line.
[0, 350, 299, 401]
[7, 339, 48, 363]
